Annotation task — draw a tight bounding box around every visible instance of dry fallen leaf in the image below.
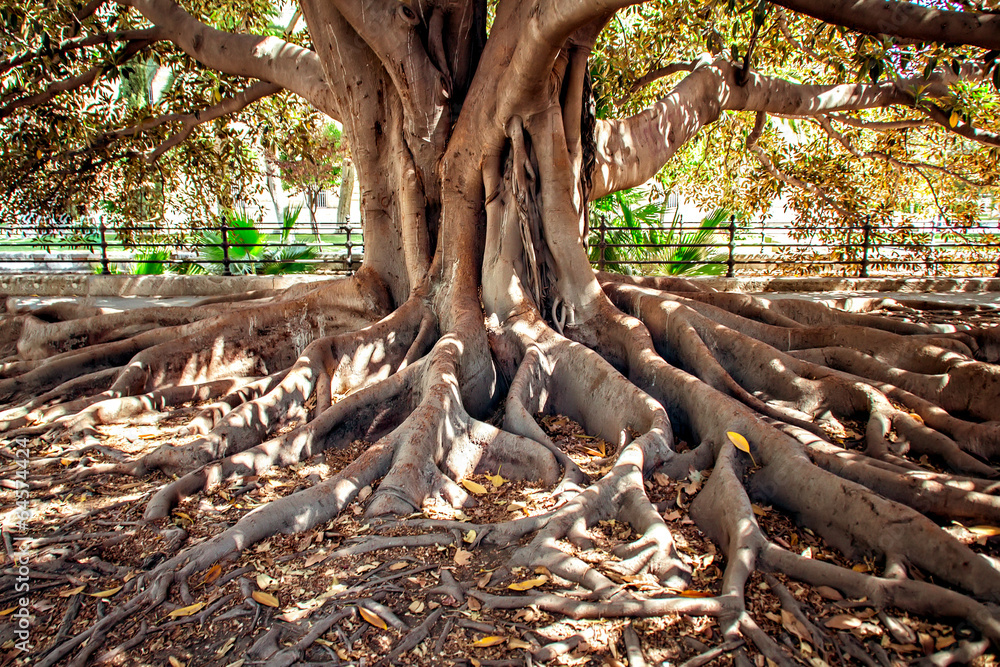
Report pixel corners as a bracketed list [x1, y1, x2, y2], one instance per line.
[471, 636, 506, 648]
[90, 586, 123, 598]
[409, 600, 425, 614]
[814, 586, 843, 601]
[252, 591, 280, 608]
[463, 529, 477, 544]
[508, 638, 532, 650]
[824, 614, 862, 630]
[461, 479, 488, 495]
[508, 576, 547, 591]
[389, 562, 409, 571]
[256, 573, 277, 589]
[167, 602, 207, 618]
[781, 609, 812, 644]
[468, 596, 482, 611]
[359, 606, 388, 629]
[454, 548, 473, 566]
[968, 525, 1000, 537]
[168, 657, 185, 667]
[60, 585, 86, 597]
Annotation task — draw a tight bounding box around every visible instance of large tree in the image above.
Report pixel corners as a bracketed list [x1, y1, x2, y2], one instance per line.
[4, 0, 1000, 663]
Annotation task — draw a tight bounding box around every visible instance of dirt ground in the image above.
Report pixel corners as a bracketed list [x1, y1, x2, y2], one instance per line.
[3, 296, 1000, 666]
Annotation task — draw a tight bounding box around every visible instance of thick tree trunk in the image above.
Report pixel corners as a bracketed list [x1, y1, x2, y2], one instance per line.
[8, 1, 1000, 664]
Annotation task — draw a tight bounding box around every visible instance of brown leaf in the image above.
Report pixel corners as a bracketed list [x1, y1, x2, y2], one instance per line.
[60, 585, 86, 597]
[781, 610, 812, 644]
[824, 614, 862, 630]
[468, 597, 482, 611]
[251, 591, 280, 608]
[814, 586, 843, 601]
[454, 549, 473, 566]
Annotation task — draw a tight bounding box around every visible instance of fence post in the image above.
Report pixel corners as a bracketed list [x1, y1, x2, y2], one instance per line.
[221, 223, 231, 276]
[597, 213, 607, 271]
[726, 215, 736, 278]
[99, 221, 110, 275]
[859, 216, 872, 278]
[344, 219, 354, 274]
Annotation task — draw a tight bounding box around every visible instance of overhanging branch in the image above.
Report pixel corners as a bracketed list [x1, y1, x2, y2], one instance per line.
[769, 0, 1000, 50]
[118, 0, 338, 119]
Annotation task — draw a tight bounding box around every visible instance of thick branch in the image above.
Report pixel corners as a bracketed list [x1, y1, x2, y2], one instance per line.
[591, 58, 968, 198]
[770, 0, 1000, 50]
[118, 0, 338, 118]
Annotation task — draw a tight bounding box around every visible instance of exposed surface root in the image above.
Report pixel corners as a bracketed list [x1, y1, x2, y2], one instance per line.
[6, 281, 1000, 666]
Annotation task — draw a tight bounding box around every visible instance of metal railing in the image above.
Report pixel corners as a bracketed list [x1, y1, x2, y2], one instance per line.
[2, 217, 999, 277]
[0, 219, 364, 275]
[590, 216, 1000, 278]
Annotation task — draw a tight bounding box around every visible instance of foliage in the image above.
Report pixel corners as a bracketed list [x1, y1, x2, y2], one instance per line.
[178, 207, 317, 275]
[589, 188, 728, 275]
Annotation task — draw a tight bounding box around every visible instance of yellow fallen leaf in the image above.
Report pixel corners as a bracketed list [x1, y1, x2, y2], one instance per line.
[678, 589, 713, 598]
[168, 657, 185, 667]
[36, 148, 43, 159]
[90, 586, 123, 598]
[60, 458, 73, 466]
[463, 529, 477, 544]
[0, 607, 15, 616]
[167, 602, 207, 618]
[581, 446, 605, 457]
[173, 511, 193, 525]
[507, 576, 547, 591]
[252, 591, 279, 607]
[726, 432, 756, 465]
[256, 573, 276, 589]
[487, 472, 505, 488]
[508, 638, 532, 650]
[969, 525, 1000, 537]
[461, 479, 488, 495]
[751, 504, 767, 516]
[359, 606, 388, 629]
[60, 585, 86, 597]
[949, 110, 959, 128]
[472, 636, 506, 647]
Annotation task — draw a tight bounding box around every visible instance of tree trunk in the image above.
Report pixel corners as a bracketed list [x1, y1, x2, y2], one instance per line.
[336, 158, 354, 227]
[8, 1, 1000, 663]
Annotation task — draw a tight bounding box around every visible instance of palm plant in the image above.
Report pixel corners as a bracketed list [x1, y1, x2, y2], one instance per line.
[588, 188, 728, 275]
[177, 206, 316, 275]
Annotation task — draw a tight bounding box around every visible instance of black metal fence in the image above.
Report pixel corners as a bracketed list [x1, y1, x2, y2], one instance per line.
[590, 216, 1000, 278]
[0, 219, 363, 275]
[3, 216, 1000, 277]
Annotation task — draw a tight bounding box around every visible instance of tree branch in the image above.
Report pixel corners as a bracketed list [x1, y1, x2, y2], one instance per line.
[0, 38, 154, 120]
[828, 114, 931, 130]
[118, 0, 338, 119]
[908, 99, 1000, 148]
[0, 28, 162, 77]
[815, 115, 995, 188]
[614, 61, 697, 106]
[746, 111, 855, 218]
[769, 0, 1000, 50]
[591, 57, 927, 198]
[145, 81, 282, 161]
